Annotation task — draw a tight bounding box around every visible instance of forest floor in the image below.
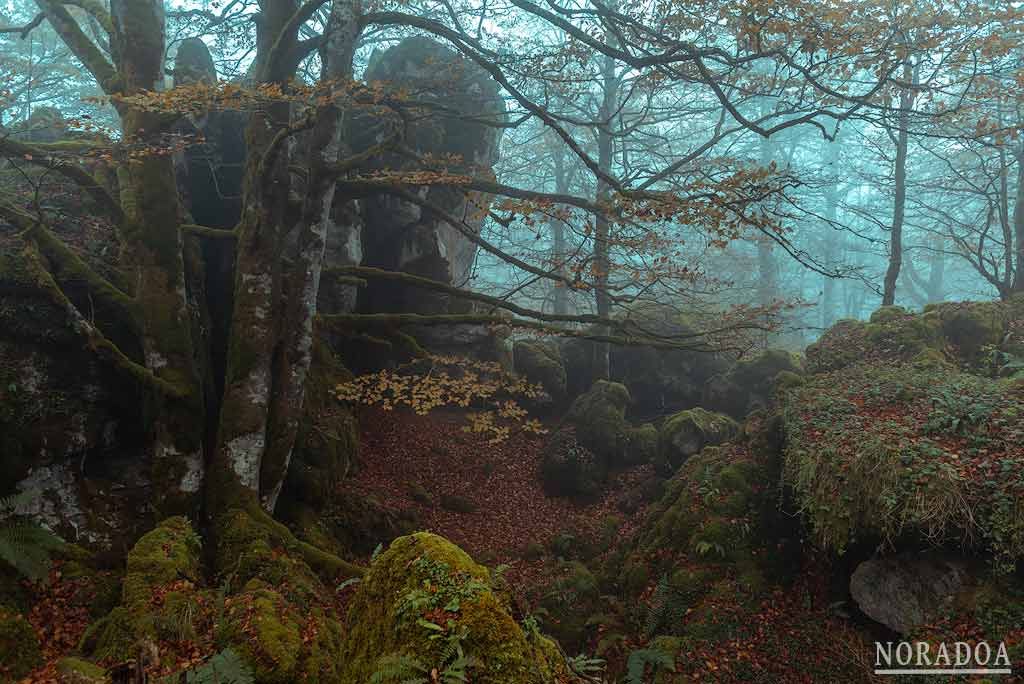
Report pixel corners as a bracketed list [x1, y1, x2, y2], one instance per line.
[340, 406, 655, 590]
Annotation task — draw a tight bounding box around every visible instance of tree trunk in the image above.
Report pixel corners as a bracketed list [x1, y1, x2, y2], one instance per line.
[592, 51, 616, 382]
[1012, 146, 1024, 294]
[882, 60, 915, 306]
[110, 0, 205, 518]
[260, 0, 361, 512]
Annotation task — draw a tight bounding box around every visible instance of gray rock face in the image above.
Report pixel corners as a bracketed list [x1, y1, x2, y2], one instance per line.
[0, 308, 150, 547]
[353, 36, 505, 320]
[850, 554, 968, 633]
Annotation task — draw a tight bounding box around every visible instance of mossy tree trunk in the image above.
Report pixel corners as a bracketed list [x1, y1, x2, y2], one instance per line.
[24, 0, 366, 540]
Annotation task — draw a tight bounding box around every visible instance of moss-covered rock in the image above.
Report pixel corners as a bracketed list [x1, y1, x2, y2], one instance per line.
[215, 508, 326, 607]
[624, 423, 658, 466]
[56, 657, 106, 684]
[702, 349, 802, 418]
[657, 408, 738, 474]
[565, 380, 631, 465]
[514, 340, 567, 403]
[782, 358, 1024, 567]
[808, 300, 1024, 375]
[123, 516, 202, 614]
[338, 532, 573, 683]
[0, 609, 43, 682]
[536, 561, 600, 652]
[540, 428, 602, 500]
[616, 432, 787, 600]
[79, 605, 134, 662]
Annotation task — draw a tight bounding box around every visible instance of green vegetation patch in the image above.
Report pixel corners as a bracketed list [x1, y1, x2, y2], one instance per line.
[783, 360, 1024, 571]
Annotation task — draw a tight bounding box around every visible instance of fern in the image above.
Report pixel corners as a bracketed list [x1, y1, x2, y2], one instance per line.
[625, 648, 676, 684]
[0, 491, 64, 581]
[642, 575, 689, 639]
[566, 654, 605, 676]
[156, 648, 255, 684]
[369, 653, 430, 684]
[371, 625, 477, 684]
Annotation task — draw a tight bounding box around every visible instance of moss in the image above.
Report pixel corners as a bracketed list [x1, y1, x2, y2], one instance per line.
[657, 408, 738, 473]
[782, 359, 1024, 562]
[0, 609, 42, 681]
[774, 369, 805, 391]
[79, 606, 134, 662]
[220, 583, 303, 684]
[566, 380, 632, 466]
[912, 348, 953, 370]
[215, 508, 326, 606]
[281, 336, 358, 514]
[513, 340, 567, 402]
[930, 301, 1008, 363]
[668, 568, 714, 599]
[869, 305, 911, 324]
[338, 532, 564, 683]
[624, 423, 658, 465]
[731, 349, 801, 391]
[56, 657, 106, 684]
[123, 516, 202, 615]
[537, 562, 599, 649]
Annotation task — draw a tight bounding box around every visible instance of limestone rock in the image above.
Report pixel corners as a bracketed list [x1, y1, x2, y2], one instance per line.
[354, 37, 505, 324]
[850, 554, 968, 633]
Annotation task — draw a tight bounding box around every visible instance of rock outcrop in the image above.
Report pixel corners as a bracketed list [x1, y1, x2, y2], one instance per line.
[850, 554, 968, 633]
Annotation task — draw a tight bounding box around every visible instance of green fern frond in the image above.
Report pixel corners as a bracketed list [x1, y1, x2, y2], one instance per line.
[154, 648, 255, 684]
[642, 574, 690, 639]
[370, 653, 428, 684]
[0, 519, 65, 581]
[0, 490, 33, 515]
[625, 647, 676, 684]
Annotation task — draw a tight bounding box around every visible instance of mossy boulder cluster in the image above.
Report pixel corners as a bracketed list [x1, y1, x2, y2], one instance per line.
[560, 304, 732, 416]
[78, 512, 359, 682]
[806, 298, 1024, 374]
[783, 327, 1024, 569]
[541, 381, 658, 498]
[338, 532, 576, 683]
[781, 300, 1024, 637]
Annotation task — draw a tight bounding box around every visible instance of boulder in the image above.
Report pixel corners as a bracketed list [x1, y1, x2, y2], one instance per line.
[657, 408, 738, 473]
[565, 380, 632, 466]
[702, 349, 801, 418]
[540, 428, 602, 499]
[338, 532, 576, 683]
[513, 339, 567, 403]
[850, 555, 968, 633]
